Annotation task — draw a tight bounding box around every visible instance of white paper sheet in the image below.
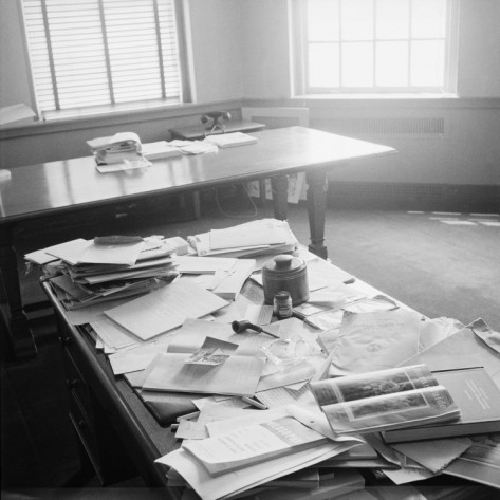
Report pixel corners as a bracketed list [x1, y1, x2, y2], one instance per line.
[105, 279, 229, 339]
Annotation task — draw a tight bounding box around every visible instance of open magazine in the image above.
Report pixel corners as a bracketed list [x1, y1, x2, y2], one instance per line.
[310, 365, 461, 436]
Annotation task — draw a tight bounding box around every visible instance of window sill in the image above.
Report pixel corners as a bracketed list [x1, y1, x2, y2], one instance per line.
[287, 94, 500, 111]
[0, 99, 244, 140]
[294, 92, 459, 100]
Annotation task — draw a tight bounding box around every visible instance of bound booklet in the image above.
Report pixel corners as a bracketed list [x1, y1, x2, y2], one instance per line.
[182, 416, 328, 476]
[204, 131, 258, 148]
[310, 365, 461, 437]
[382, 367, 500, 443]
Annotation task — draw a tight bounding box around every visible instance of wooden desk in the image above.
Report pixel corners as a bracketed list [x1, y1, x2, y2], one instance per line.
[0, 127, 394, 358]
[40, 257, 496, 497]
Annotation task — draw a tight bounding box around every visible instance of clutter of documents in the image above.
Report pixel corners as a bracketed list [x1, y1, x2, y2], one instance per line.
[87, 130, 258, 173]
[29, 218, 500, 499]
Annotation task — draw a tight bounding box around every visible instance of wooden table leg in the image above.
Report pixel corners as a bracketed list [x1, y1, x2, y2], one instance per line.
[0, 225, 37, 360]
[271, 175, 289, 221]
[306, 170, 329, 259]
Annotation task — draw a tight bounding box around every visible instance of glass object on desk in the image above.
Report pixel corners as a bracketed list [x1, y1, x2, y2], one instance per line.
[261, 338, 312, 367]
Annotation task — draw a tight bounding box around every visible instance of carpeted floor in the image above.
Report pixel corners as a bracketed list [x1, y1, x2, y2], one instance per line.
[1, 195, 499, 494]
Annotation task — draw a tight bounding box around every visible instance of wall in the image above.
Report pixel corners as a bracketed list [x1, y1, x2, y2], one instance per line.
[0, 0, 33, 113]
[241, 0, 500, 189]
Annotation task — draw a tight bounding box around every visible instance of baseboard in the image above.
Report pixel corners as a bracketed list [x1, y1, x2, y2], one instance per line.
[326, 182, 499, 212]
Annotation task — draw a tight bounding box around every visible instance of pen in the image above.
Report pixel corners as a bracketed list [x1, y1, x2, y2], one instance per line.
[242, 396, 268, 410]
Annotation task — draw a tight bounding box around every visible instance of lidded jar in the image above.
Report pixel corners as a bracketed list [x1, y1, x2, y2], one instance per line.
[262, 254, 309, 306]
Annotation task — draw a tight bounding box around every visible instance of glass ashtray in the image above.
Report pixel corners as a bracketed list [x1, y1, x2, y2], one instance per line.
[260, 338, 312, 366]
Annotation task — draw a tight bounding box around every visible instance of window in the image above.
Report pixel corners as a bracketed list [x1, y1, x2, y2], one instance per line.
[292, 0, 458, 95]
[21, 0, 190, 121]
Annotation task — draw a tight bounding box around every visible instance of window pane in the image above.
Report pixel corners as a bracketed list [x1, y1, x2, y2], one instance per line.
[46, 1, 110, 110]
[105, 0, 163, 104]
[376, 41, 408, 87]
[308, 0, 339, 41]
[309, 43, 339, 87]
[412, 0, 447, 39]
[22, 0, 183, 117]
[376, 0, 409, 40]
[341, 0, 373, 41]
[341, 42, 373, 87]
[411, 40, 444, 86]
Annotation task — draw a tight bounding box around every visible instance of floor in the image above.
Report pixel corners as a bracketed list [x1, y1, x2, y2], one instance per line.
[1, 194, 499, 497]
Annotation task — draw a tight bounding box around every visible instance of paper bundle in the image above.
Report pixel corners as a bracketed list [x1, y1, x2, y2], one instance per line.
[26, 236, 184, 310]
[87, 131, 145, 165]
[187, 219, 298, 258]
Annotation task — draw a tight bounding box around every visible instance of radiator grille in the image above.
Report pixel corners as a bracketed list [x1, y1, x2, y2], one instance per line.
[252, 116, 304, 129]
[312, 116, 445, 136]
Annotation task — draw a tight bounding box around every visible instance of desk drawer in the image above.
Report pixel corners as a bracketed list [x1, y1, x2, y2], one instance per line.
[62, 346, 93, 421]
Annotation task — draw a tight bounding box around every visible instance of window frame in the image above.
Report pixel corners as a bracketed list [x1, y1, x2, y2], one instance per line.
[20, 0, 192, 122]
[290, 0, 459, 97]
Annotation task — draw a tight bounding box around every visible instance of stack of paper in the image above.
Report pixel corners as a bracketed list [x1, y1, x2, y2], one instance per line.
[87, 131, 150, 170]
[142, 141, 183, 160]
[26, 236, 183, 310]
[156, 405, 364, 500]
[188, 219, 299, 258]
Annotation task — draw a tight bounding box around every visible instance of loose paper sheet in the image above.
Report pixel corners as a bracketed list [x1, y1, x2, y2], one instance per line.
[328, 309, 423, 376]
[105, 279, 229, 339]
[391, 438, 471, 473]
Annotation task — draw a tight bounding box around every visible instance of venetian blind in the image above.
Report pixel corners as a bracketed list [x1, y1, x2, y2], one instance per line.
[21, 0, 185, 119]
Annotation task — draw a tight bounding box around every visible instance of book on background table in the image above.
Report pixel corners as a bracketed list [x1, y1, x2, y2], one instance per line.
[382, 367, 500, 443]
[205, 131, 258, 148]
[310, 365, 461, 437]
[142, 141, 183, 160]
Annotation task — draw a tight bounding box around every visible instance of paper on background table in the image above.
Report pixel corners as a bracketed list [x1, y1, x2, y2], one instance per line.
[104, 279, 228, 339]
[142, 352, 265, 396]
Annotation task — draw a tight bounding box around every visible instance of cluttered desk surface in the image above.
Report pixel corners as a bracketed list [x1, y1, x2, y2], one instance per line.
[32, 218, 500, 500]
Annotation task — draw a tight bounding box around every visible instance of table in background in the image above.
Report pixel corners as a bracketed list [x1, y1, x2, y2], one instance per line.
[0, 126, 394, 359]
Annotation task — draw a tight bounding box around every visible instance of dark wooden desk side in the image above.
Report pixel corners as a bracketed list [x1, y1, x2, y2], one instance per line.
[44, 280, 177, 489]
